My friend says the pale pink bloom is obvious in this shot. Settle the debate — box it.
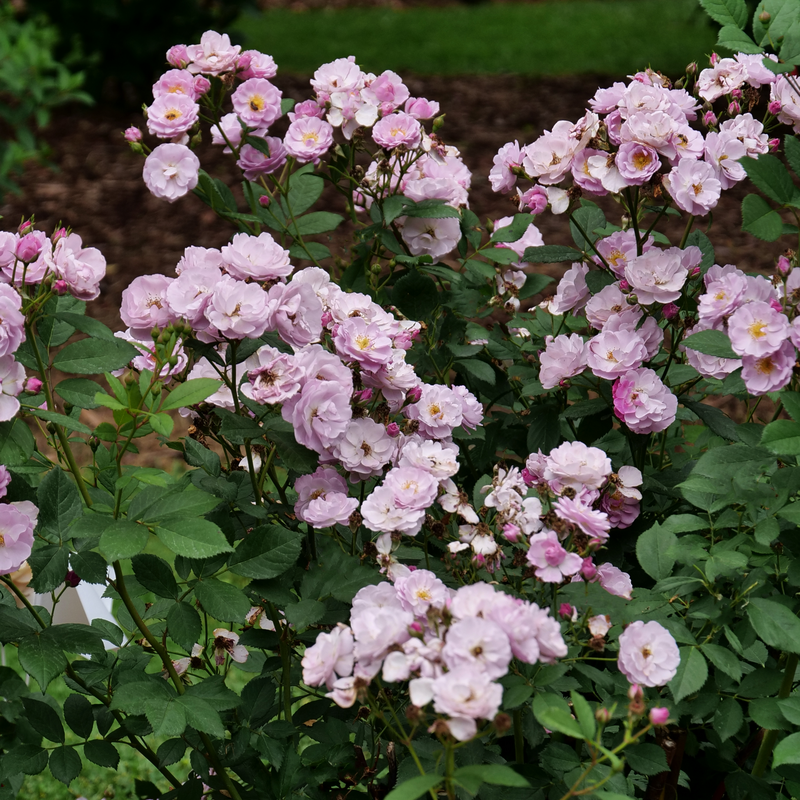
[519,185,548,214]
[284,117,334,163]
[294,467,351,523]
[548,263,590,315]
[166,44,190,68]
[293,343,354,391]
[333,317,393,368]
[334,418,395,480]
[594,229,653,279]
[696,57,746,102]
[432,666,503,739]
[152,68,199,99]
[527,530,583,583]
[146,93,199,138]
[175,245,223,275]
[267,282,323,347]
[584,151,627,194]
[0,285,24,358]
[372,112,421,149]
[205,275,270,339]
[120,274,175,336]
[383,466,438,511]
[362,351,421,413]
[585,284,635,329]
[728,300,789,357]
[532,606,569,663]
[698,271,747,323]
[596,563,633,599]
[0,503,36,575]
[186,31,241,75]
[683,319,741,379]
[283,380,351,453]
[400,216,461,259]
[397,435,459,480]
[741,339,796,395]
[720,113,770,157]
[237,49,278,80]
[232,78,282,127]
[302,624,355,689]
[619,111,679,159]
[590,81,627,113]
[452,385,482,430]
[326,88,378,138]
[351,602,413,665]
[395,569,448,617]
[615,142,660,185]
[586,329,648,379]
[539,334,587,389]
[438,478,479,524]
[544,441,611,493]
[554,495,611,542]
[237,139,287,181]
[704,131,747,189]
[312,56,365,97]
[48,232,107,302]
[0,232,18,268]
[325,676,357,708]
[143,143,200,202]
[165,265,222,329]
[113,329,187,378]
[588,615,611,637]
[210,112,267,152]
[212,628,248,665]
[489,141,522,193]
[0,466,10,500]
[522,121,577,184]
[242,345,303,405]
[404,384,464,439]
[288,99,324,123]
[364,70,409,112]
[405,96,440,119]
[442,618,512,679]
[664,158,721,215]
[361,484,426,536]
[624,246,698,305]
[221,231,292,282]
[613,368,677,434]
[617,621,680,687]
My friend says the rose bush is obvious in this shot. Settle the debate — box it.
[2,1,800,798]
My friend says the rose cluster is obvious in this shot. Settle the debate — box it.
[302,574,566,741]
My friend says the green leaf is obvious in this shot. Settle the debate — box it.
[53,313,116,342]
[18,631,68,691]
[636,523,677,581]
[157,739,187,768]
[699,0,748,27]
[774,732,800,767]
[64,694,94,739]
[0,418,35,466]
[754,517,780,546]
[502,684,533,710]
[750,697,793,730]
[48,746,81,786]
[681,399,740,442]
[183,437,221,476]
[491,214,534,243]
[585,270,616,295]
[402,199,460,218]
[177,696,225,738]
[625,743,669,776]
[527,402,561,455]
[392,270,439,320]
[570,202,606,249]
[22,697,65,743]
[167,602,202,651]
[3,744,49,776]
[778,696,800,725]
[52,337,138,374]
[761,419,800,454]
[701,643,742,682]
[26,407,92,435]
[748,597,800,653]
[100,520,149,562]
[37,467,83,540]
[741,154,798,205]
[682,329,739,359]
[286,172,324,215]
[185,675,241,711]
[570,690,596,740]
[290,211,344,236]
[714,697,744,742]
[229,524,303,580]
[132,554,179,599]
[717,24,762,52]
[454,764,530,791]
[741,194,783,241]
[521,245,583,263]
[532,693,585,739]
[83,740,119,769]
[160,378,222,411]
[156,518,233,559]
[144,697,187,738]
[669,647,708,704]
[385,774,443,800]
[284,598,326,630]
[686,229,715,273]
[195,578,251,623]
[28,546,70,594]
[786,135,800,179]
[453,358,495,386]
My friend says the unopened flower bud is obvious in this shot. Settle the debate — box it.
[626,294,638,305]
[124,126,142,143]
[596,707,611,724]
[64,570,81,588]
[494,713,512,734]
[686,61,698,76]
[628,683,643,702]
[151,327,160,341]
[432,114,446,132]
[51,227,67,244]
[769,137,781,152]
[619,279,631,293]
[151,381,163,397]
[710,52,720,66]
[558,603,575,619]
[690,266,701,278]
[53,279,68,296]
[759,10,771,23]
[25,377,43,394]
[778,255,793,275]
[18,219,34,235]
[730,88,742,99]
[16,233,43,263]
[649,707,670,726]
[193,76,211,96]
[166,44,190,68]
[727,100,741,116]
[557,378,571,390]
[702,110,717,128]
[768,100,782,115]
[89,436,100,452]
[580,557,597,580]
[662,302,679,320]
[259,195,271,207]
[386,422,400,437]
[407,386,422,403]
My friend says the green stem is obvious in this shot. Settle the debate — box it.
[678,214,695,249]
[752,653,799,777]
[444,741,456,800]
[513,708,525,764]
[269,604,293,727]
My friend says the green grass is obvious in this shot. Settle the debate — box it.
[230,0,717,78]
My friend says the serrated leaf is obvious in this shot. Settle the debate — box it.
[669,647,708,704]
[64,694,94,739]
[84,740,119,769]
[741,154,798,205]
[741,194,784,241]
[228,525,302,580]
[18,632,68,691]
[532,693,584,739]
[161,378,222,411]
[761,419,800,454]
[714,697,744,742]
[774,732,800,767]
[681,399,740,441]
[167,602,202,651]
[52,337,138,374]
[717,24,763,52]
[132,553,179,599]
[48,746,81,786]
[3,744,49,776]
[453,358,495,385]
[194,578,251,623]
[453,764,530,790]
[26,407,92,435]
[682,329,739,359]
[100,520,149,562]
[636,523,677,581]
[748,597,800,653]
[522,245,582,263]
[22,697,65,743]
[145,697,186,738]
[625,743,669,776]
[701,643,742,682]
[0,418,35,466]
[155,518,233,559]
[699,0,748,27]
[385,774,443,800]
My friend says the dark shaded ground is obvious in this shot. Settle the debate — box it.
[1,73,786,330]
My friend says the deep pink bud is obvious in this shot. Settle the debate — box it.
[16,233,43,262]
[259,195,271,207]
[53,279,68,295]
[769,137,781,152]
[321,310,333,327]
[194,76,211,96]
[25,377,43,394]
[619,279,631,293]
[124,126,142,143]
[166,44,189,68]
[354,388,373,402]
[64,570,81,588]
[51,227,67,244]
[770,298,784,313]
[769,100,782,115]
[727,100,741,116]
[649,707,670,726]
[386,422,400,438]
[409,621,423,633]
[521,467,535,487]
[407,386,422,403]
[558,603,574,619]
[580,557,597,580]
[662,303,679,320]
[502,522,521,543]
[777,255,792,275]
[18,219,34,235]
[690,266,701,277]
[730,88,742,99]
[710,53,720,66]
[702,110,717,127]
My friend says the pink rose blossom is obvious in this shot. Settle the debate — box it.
[0,465,10,499]
[441,618,512,679]
[221,231,292,282]
[242,345,303,405]
[650,707,670,726]
[615,142,661,185]
[400,216,461,260]
[617,621,680,687]
[372,112,422,149]
[49,232,107,301]
[489,141,522,194]
[624,246,699,305]
[554,495,611,542]
[146,93,199,138]
[237,50,277,80]
[405,96,440,119]
[728,300,790,357]
[284,117,334,163]
[283,380,351,453]
[404,384,464,439]
[586,329,648,379]
[152,68,199,99]
[334,418,396,480]
[267,282,323,347]
[302,623,354,689]
[0,285,25,358]
[548,263,590,315]
[395,569,448,617]
[664,158,721,215]
[383,466,438,511]
[519,186,548,214]
[613,368,677,434]
[237,139,287,181]
[741,339,796,395]
[544,441,612,493]
[165,265,222,329]
[166,44,190,68]
[333,317,393,368]
[539,334,588,389]
[120,274,175,337]
[361,484,426,536]
[596,563,633,600]
[186,31,241,76]
[527,530,583,582]
[143,143,200,203]
[232,78,282,128]
[205,275,271,339]
[0,503,36,575]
